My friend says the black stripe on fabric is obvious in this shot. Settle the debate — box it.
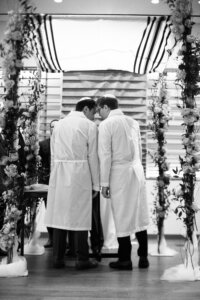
[144,16,164,74]
[33,15,47,71]
[36,15,54,72]
[29,16,47,72]
[149,16,169,72]
[133,16,150,74]
[138,17,156,74]
[151,16,174,72]
[44,15,58,71]
[152,29,171,73]
[49,16,62,71]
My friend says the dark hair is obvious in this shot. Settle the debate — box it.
[75,98,96,111]
[97,95,118,110]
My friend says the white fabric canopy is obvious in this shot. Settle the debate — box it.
[30,15,175,73]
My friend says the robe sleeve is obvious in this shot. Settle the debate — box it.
[98,121,112,187]
[137,123,143,163]
[50,129,55,171]
[88,123,100,191]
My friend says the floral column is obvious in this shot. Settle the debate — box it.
[161,0,200,281]
[149,72,176,256]
[169,0,200,250]
[0,0,37,272]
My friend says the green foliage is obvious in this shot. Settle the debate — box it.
[148,73,171,225]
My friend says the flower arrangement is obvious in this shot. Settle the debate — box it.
[0,195,22,263]
[165,0,200,245]
[0,0,43,264]
[19,71,44,185]
[149,72,171,252]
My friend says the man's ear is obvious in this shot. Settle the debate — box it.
[104,105,110,112]
[83,106,89,116]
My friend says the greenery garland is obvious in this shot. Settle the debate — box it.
[149,72,171,247]
[165,0,200,244]
[20,71,44,185]
[0,0,43,262]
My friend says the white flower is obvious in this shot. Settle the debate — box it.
[183,115,198,125]
[4,164,18,178]
[172,11,183,24]
[25,139,30,146]
[30,136,36,144]
[26,153,34,161]
[9,152,19,162]
[186,35,196,43]
[11,31,23,41]
[172,25,182,40]
[36,155,41,162]
[182,165,194,174]
[15,60,24,68]
[2,223,12,235]
[175,187,184,197]
[184,19,192,28]
[4,79,15,90]
[177,69,186,81]
[4,100,14,109]
[181,108,199,117]
[29,105,35,112]
[154,107,162,114]
[8,10,14,15]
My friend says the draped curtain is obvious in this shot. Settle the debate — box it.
[29,15,175,74]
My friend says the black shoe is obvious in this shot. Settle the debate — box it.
[0,248,7,256]
[109,260,133,270]
[92,250,102,262]
[76,260,98,270]
[53,260,65,269]
[65,249,76,257]
[138,257,149,269]
[44,240,53,248]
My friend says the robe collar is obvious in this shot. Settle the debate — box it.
[68,111,86,118]
[108,108,124,118]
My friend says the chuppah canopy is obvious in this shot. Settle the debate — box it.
[29,15,176,74]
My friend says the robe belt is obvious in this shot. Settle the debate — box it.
[112,160,141,167]
[54,159,87,163]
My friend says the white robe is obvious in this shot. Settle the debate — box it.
[45,111,99,231]
[98,109,149,237]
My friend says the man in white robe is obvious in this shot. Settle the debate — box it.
[98,94,150,270]
[45,98,99,269]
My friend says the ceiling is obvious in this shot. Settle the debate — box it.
[0,0,199,16]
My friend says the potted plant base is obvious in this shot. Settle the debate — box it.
[161,232,200,281]
[0,241,28,277]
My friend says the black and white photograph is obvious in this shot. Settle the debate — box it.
[0,0,200,299]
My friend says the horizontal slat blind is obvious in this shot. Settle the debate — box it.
[62,70,147,172]
[39,72,62,139]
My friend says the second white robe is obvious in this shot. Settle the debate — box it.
[98,109,149,237]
